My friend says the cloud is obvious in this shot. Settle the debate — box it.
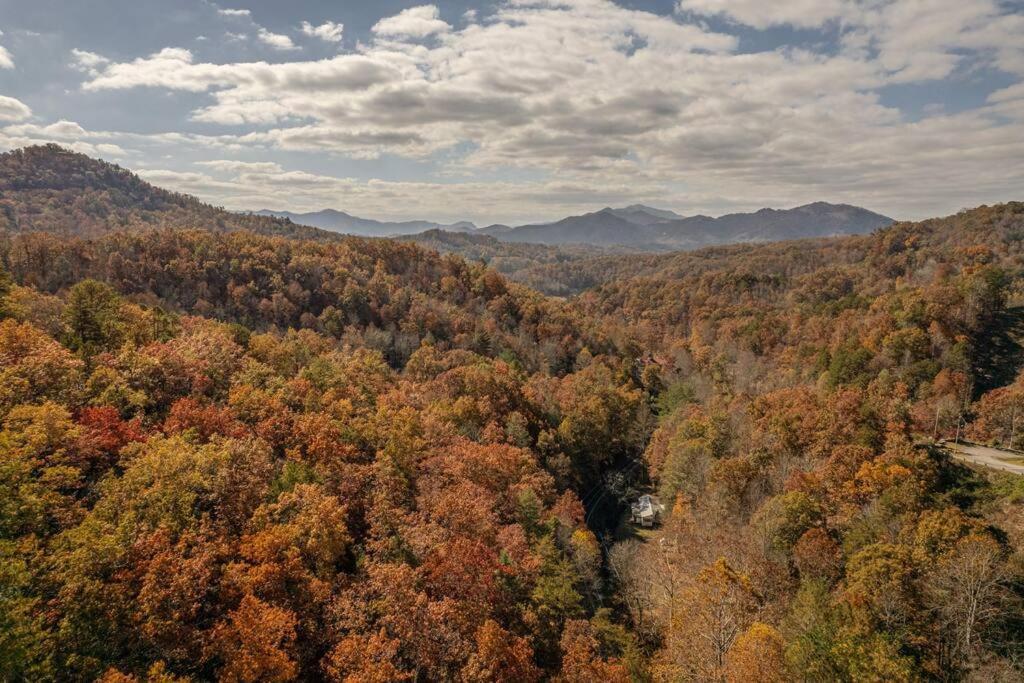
[300,21,344,43]
[0,45,13,69]
[218,8,251,17]
[4,120,89,138]
[0,96,31,122]
[80,47,399,107]
[678,0,1024,80]
[70,48,110,75]
[0,118,254,163]
[44,0,1024,221]
[196,159,284,173]
[372,5,451,38]
[0,119,133,158]
[256,27,298,51]
[676,0,852,29]
[134,162,665,225]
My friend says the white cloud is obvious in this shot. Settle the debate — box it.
[372,5,451,38]
[300,20,344,43]
[0,119,131,158]
[196,159,284,173]
[679,0,1024,81]
[218,8,251,17]
[70,48,110,75]
[43,0,1024,221]
[0,118,252,163]
[676,0,852,29]
[0,45,13,69]
[0,96,31,122]
[80,47,398,101]
[135,162,663,225]
[257,27,298,51]
[4,120,88,138]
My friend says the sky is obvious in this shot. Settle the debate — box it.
[0,0,1022,226]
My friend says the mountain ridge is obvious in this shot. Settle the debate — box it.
[251,208,479,238]
[487,201,894,248]
[0,145,893,254]
[261,201,894,249]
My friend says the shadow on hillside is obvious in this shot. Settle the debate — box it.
[973,306,1024,398]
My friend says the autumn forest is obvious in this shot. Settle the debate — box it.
[1,145,1024,682]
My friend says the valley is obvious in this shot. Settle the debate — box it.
[1,145,1023,681]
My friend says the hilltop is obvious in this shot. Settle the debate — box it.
[0,145,329,241]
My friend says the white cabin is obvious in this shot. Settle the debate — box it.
[630,494,665,528]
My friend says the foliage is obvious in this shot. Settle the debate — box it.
[2,148,1024,680]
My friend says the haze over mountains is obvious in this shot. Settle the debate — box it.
[256,202,894,249]
[252,208,478,238]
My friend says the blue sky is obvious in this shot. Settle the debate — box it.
[0,0,1022,225]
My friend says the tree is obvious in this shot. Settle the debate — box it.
[0,264,12,319]
[752,491,823,557]
[64,279,125,356]
[792,528,842,584]
[924,534,1010,671]
[843,543,917,633]
[724,622,786,683]
[129,529,222,668]
[657,558,758,681]
[0,402,81,538]
[569,528,602,608]
[782,579,848,682]
[460,620,541,683]
[529,538,585,667]
[555,619,629,683]
[323,629,411,683]
[210,594,298,683]
[97,661,189,683]
[0,538,53,680]
[0,319,84,416]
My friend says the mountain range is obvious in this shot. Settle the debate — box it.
[257,202,893,249]
[477,202,894,248]
[252,208,478,238]
[1,145,892,253]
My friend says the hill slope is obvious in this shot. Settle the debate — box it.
[0,219,647,680]
[0,145,1023,681]
[0,145,330,240]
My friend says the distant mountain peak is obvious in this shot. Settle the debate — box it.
[487,201,893,249]
[609,204,685,226]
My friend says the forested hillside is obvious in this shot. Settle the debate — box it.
[398,230,622,297]
[0,240,654,680]
[0,147,1022,681]
[0,146,328,241]
[587,203,1024,680]
[0,228,619,373]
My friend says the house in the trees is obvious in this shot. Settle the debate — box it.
[630,494,665,528]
